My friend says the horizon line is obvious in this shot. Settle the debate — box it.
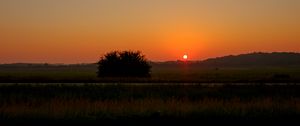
[1,51,299,65]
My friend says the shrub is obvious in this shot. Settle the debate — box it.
[97,51,151,77]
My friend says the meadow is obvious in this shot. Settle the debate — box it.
[1,64,300,83]
[1,64,300,124]
[1,83,300,124]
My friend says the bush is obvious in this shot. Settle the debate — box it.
[97,51,151,77]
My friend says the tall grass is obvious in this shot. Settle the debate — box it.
[1,97,300,120]
[1,84,300,122]
[1,66,300,82]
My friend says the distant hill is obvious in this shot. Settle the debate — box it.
[151,52,300,67]
[197,52,300,67]
[1,52,300,68]
[0,63,96,68]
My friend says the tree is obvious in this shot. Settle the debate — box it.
[97,51,151,77]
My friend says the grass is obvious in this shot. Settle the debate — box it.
[1,65,300,83]
[1,65,300,124]
[1,84,300,124]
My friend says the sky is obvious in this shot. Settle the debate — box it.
[0,0,300,63]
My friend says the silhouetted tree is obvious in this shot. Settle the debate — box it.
[97,51,151,77]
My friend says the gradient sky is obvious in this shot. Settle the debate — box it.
[1,0,300,63]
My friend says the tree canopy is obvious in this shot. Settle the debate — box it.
[97,51,151,77]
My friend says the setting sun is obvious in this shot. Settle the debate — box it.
[183,54,188,60]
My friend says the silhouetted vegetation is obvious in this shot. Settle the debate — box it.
[1,63,300,83]
[0,84,300,124]
[97,51,151,77]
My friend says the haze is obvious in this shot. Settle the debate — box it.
[0,0,299,63]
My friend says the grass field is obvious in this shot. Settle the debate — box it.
[1,64,300,83]
[1,65,300,124]
[1,83,300,124]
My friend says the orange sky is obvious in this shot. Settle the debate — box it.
[0,0,300,63]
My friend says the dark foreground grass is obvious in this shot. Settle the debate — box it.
[0,83,300,125]
[1,66,300,83]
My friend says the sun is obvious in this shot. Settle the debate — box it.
[183,54,188,60]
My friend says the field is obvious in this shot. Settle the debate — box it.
[1,64,300,124]
[1,64,300,83]
[1,83,300,124]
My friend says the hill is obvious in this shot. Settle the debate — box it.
[152,52,300,67]
[198,52,300,67]
[1,52,300,68]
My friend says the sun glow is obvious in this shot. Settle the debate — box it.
[183,54,188,60]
